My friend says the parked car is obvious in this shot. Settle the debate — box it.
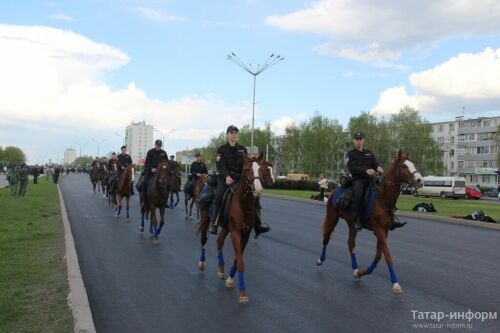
[465,186,481,200]
[483,189,500,198]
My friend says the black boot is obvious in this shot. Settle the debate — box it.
[209,221,218,235]
[254,208,270,239]
[390,220,407,230]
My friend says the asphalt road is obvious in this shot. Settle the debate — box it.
[60,173,500,333]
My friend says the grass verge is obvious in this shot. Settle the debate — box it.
[264,188,500,221]
[0,180,72,333]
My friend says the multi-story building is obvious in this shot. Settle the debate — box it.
[63,148,76,166]
[430,116,499,187]
[124,121,154,165]
[269,135,286,177]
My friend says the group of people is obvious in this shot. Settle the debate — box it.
[6,163,30,196]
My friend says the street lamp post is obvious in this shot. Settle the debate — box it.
[75,142,87,158]
[227,52,284,147]
[115,132,125,146]
[153,127,175,144]
[92,139,106,157]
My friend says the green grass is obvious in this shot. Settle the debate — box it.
[0,180,72,333]
[265,189,500,221]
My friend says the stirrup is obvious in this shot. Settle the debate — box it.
[209,223,218,235]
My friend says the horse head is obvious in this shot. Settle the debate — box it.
[393,150,423,186]
[156,161,170,190]
[243,152,274,197]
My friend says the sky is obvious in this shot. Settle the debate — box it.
[1,0,500,165]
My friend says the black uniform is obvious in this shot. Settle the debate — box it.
[190,160,208,183]
[211,143,247,224]
[108,159,118,173]
[347,148,380,223]
[117,153,133,176]
[145,148,168,172]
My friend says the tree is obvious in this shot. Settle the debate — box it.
[74,155,94,166]
[236,123,276,160]
[2,146,26,164]
[496,124,500,168]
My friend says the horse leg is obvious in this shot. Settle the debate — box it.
[150,206,160,245]
[348,228,360,277]
[216,227,230,279]
[125,195,130,222]
[115,194,121,217]
[356,227,384,279]
[380,228,402,293]
[197,212,210,271]
[316,201,340,266]
[229,230,248,304]
[175,192,179,207]
[184,196,189,220]
[157,206,166,236]
[140,203,145,232]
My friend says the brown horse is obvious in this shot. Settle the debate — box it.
[90,164,100,193]
[99,163,108,198]
[184,174,207,220]
[316,150,422,294]
[140,161,169,244]
[197,153,274,304]
[106,161,118,207]
[167,163,181,210]
[115,164,134,221]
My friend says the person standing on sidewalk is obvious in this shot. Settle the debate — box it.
[7,164,20,196]
[33,165,40,184]
[18,163,29,196]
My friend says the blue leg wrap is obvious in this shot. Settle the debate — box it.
[350,253,359,270]
[320,246,326,262]
[238,271,246,291]
[365,262,377,275]
[217,252,224,266]
[229,265,237,278]
[200,247,206,262]
[388,266,398,284]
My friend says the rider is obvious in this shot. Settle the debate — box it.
[91,157,99,167]
[107,152,118,190]
[142,139,168,193]
[190,152,208,189]
[209,125,271,238]
[347,132,406,231]
[117,145,134,195]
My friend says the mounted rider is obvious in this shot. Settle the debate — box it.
[107,152,119,191]
[347,132,406,231]
[117,145,134,195]
[141,139,168,194]
[209,125,270,238]
[190,152,208,187]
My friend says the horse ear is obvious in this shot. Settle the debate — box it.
[257,151,264,161]
[396,149,403,160]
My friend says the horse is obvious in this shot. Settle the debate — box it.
[115,164,134,221]
[139,161,170,245]
[99,163,108,199]
[184,174,207,221]
[90,164,100,193]
[197,152,274,304]
[316,150,422,294]
[167,163,181,210]
[106,162,118,207]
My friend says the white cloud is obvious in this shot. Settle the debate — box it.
[372,48,500,116]
[136,7,188,22]
[266,0,500,66]
[0,24,251,155]
[48,13,76,21]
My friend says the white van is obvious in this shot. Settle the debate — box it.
[415,176,466,199]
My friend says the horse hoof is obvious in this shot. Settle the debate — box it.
[139,226,144,232]
[239,295,249,304]
[126,219,131,224]
[393,283,403,294]
[217,270,225,279]
[184,216,188,220]
[152,237,160,245]
[316,259,323,266]
[226,277,234,288]
[353,269,359,277]
[189,217,193,221]
[114,214,118,218]
[198,261,205,271]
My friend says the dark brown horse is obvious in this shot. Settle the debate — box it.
[184,174,207,221]
[90,163,100,193]
[197,153,274,304]
[316,150,422,294]
[167,163,181,210]
[140,161,169,245]
[115,164,134,221]
[106,161,118,207]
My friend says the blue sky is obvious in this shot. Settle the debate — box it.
[1,0,499,164]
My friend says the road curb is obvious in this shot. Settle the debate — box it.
[58,184,97,333]
[263,193,500,231]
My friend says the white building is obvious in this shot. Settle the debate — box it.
[125,121,154,165]
[430,116,499,187]
[63,148,76,165]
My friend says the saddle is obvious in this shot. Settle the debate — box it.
[332,179,377,222]
[217,182,240,227]
[183,180,194,197]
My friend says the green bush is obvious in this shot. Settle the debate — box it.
[265,179,320,191]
